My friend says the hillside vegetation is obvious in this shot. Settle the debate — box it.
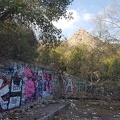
[0,0,73,62]
[0,19,38,62]
[38,29,120,97]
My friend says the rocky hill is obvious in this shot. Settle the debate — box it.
[68,28,103,50]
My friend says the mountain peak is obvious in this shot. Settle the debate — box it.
[68,28,101,50]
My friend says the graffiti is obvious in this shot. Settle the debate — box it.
[0,61,55,112]
[25,78,35,102]
[65,79,73,92]
[10,62,24,76]
[44,80,52,94]
[23,67,32,77]
[44,73,51,81]
[77,82,87,92]
[36,76,43,98]
[21,77,27,104]
[8,96,21,109]
[0,78,9,110]
[86,85,101,95]
[41,73,53,97]
[61,73,105,98]
[36,70,43,98]
[7,77,23,109]
[38,70,43,76]
[11,77,22,92]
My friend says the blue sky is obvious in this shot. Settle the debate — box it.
[53,0,112,39]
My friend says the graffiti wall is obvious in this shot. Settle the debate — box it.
[63,75,104,97]
[0,61,55,112]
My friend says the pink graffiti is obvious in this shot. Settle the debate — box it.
[23,67,32,77]
[45,81,52,94]
[33,72,37,78]
[25,78,35,99]
[44,73,51,80]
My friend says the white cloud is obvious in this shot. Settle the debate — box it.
[83,13,93,21]
[52,9,94,39]
[52,10,80,30]
[53,10,94,31]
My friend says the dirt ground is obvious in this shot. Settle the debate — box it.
[1,100,66,120]
[1,99,120,120]
[54,100,120,120]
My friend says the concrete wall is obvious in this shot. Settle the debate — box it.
[62,74,105,98]
[0,60,59,113]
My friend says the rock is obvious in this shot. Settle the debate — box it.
[113,115,120,118]
[15,116,19,119]
[92,116,100,119]
[110,107,114,110]
[48,100,56,104]
[54,116,62,120]
[87,108,91,111]
[75,107,78,110]
[75,116,79,118]
[42,100,49,105]
[83,112,87,115]
[41,104,45,107]
[41,112,47,117]
[68,28,101,50]
[92,112,97,115]
[70,102,76,108]
[4,118,10,120]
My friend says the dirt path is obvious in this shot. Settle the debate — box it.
[1,100,67,120]
[54,100,120,120]
[1,100,120,120]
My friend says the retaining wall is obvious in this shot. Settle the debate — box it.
[0,60,60,113]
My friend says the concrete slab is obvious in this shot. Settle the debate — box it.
[38,101,69,120]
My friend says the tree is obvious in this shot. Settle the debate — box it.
[93,0,120,42]
[0,19,38,62]
[0,0,73,41]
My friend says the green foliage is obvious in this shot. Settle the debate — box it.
[0,0,26,21]
[0,0,73,21]
[0,0,73,41]
[37,37,120,85]
[102,57,120,80]
[37,45,52,65]
[0,0,73,62]
[67,47,83,75]
[0,0,74,65]
[50,50,61,68]
[0,19,38,62]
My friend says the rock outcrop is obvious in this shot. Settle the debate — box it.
[68,28,102,50]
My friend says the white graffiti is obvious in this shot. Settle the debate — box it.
[11,79,22,92]
[65,79,73,92]
[8,96,21,109]
[0,79,9,110]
